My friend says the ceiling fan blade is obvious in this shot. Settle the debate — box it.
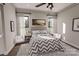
[47,3,54,10]
[35,3,46,7]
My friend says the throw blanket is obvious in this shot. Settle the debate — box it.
[29,38,64,56]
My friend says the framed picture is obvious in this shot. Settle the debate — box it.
[10,21,14,32]
[32,19,46,26]
[72,17,79,32]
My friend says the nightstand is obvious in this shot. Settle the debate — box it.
[25,30,32,43]
[25,36,31,43]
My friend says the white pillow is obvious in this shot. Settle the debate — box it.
[54,33,62,39]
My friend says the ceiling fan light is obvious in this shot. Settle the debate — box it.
[50,7,52,10]
[47,5,48,8]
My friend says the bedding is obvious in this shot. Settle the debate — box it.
[32,30,48,34]
[28,34,64,56]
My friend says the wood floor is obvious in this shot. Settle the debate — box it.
[8,41,29,56]
[0,39,79,56]
[8,44,20,56]
[7,36,31,56]
[0,44,20,56]
[16,41,79,56]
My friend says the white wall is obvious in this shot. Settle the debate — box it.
[3,4,17,55]
[31,11,48,30]
[16,9,48,31]
[57,4,79,48]
[16,8,57,33]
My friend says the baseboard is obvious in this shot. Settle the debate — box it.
[16,41,29,46]
[61,40,79,50]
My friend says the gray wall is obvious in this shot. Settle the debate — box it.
[3,4,17,55]
[57,4,79,48]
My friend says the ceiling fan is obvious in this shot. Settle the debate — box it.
[35,3,54,10]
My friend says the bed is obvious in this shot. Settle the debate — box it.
[28,30,64,56]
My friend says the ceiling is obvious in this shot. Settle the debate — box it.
[13,3,73,13]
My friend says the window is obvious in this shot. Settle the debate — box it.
[62,23,66,34]
[62,22,66,40]
[19,16,29,36]
[47,16,56,33]
[17,13,30,37]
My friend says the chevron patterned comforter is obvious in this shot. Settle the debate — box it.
[29,36,64,56]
